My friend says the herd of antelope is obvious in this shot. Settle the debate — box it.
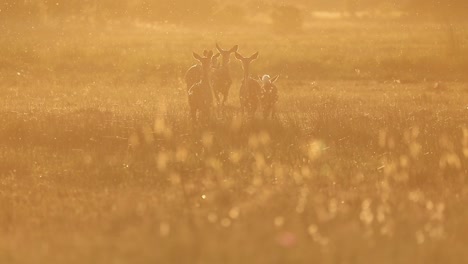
[185,43,279,122]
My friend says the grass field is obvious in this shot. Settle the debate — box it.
[1,21,468,264]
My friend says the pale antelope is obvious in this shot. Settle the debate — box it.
[188,51,215,122]
[185,50,220,90]
[235,51,261,116]
[212,43,238,106]
[260,75,279,119]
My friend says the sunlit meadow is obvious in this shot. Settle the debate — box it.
[1,1,468,263]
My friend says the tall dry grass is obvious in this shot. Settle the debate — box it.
[1,21,468,263]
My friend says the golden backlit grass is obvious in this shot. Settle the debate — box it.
[1,22,468,264]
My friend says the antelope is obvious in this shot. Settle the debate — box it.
[259,74,279,119]
[188,50,215,122]
[185,50,220,91]
[212,43,238,106]
[235,51,261,117]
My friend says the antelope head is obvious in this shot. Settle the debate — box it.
[193,50,214,77]
[235,51,259,77]
[216,43,239,67]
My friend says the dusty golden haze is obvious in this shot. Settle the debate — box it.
[1,0,468,263]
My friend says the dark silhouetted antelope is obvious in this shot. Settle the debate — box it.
[212,43,238,106]
[260,74,279,119]
[185,50,220,91]
[188,51,215,122]
[235,51,261,117]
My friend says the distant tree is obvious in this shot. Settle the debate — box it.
[271,5,304,33]
[405,0,468,54]
[213,4,247,25]
[405,0,468,20]
[136,0,216,24]
[345,0,358,17]
[0,1,39,21]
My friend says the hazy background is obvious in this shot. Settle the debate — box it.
[2,0,468,23]
[1,1,468,264]
[1,0,467,85]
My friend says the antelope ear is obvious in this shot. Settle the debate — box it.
[271,75,279,83]
[216,43,224,53]
[234,52,244,60]
[249,52,259,60]
[230,45,239,53]
[193,52,203,61]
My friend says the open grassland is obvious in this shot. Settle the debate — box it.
[2,20,468,83]
[1,21,468,264]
